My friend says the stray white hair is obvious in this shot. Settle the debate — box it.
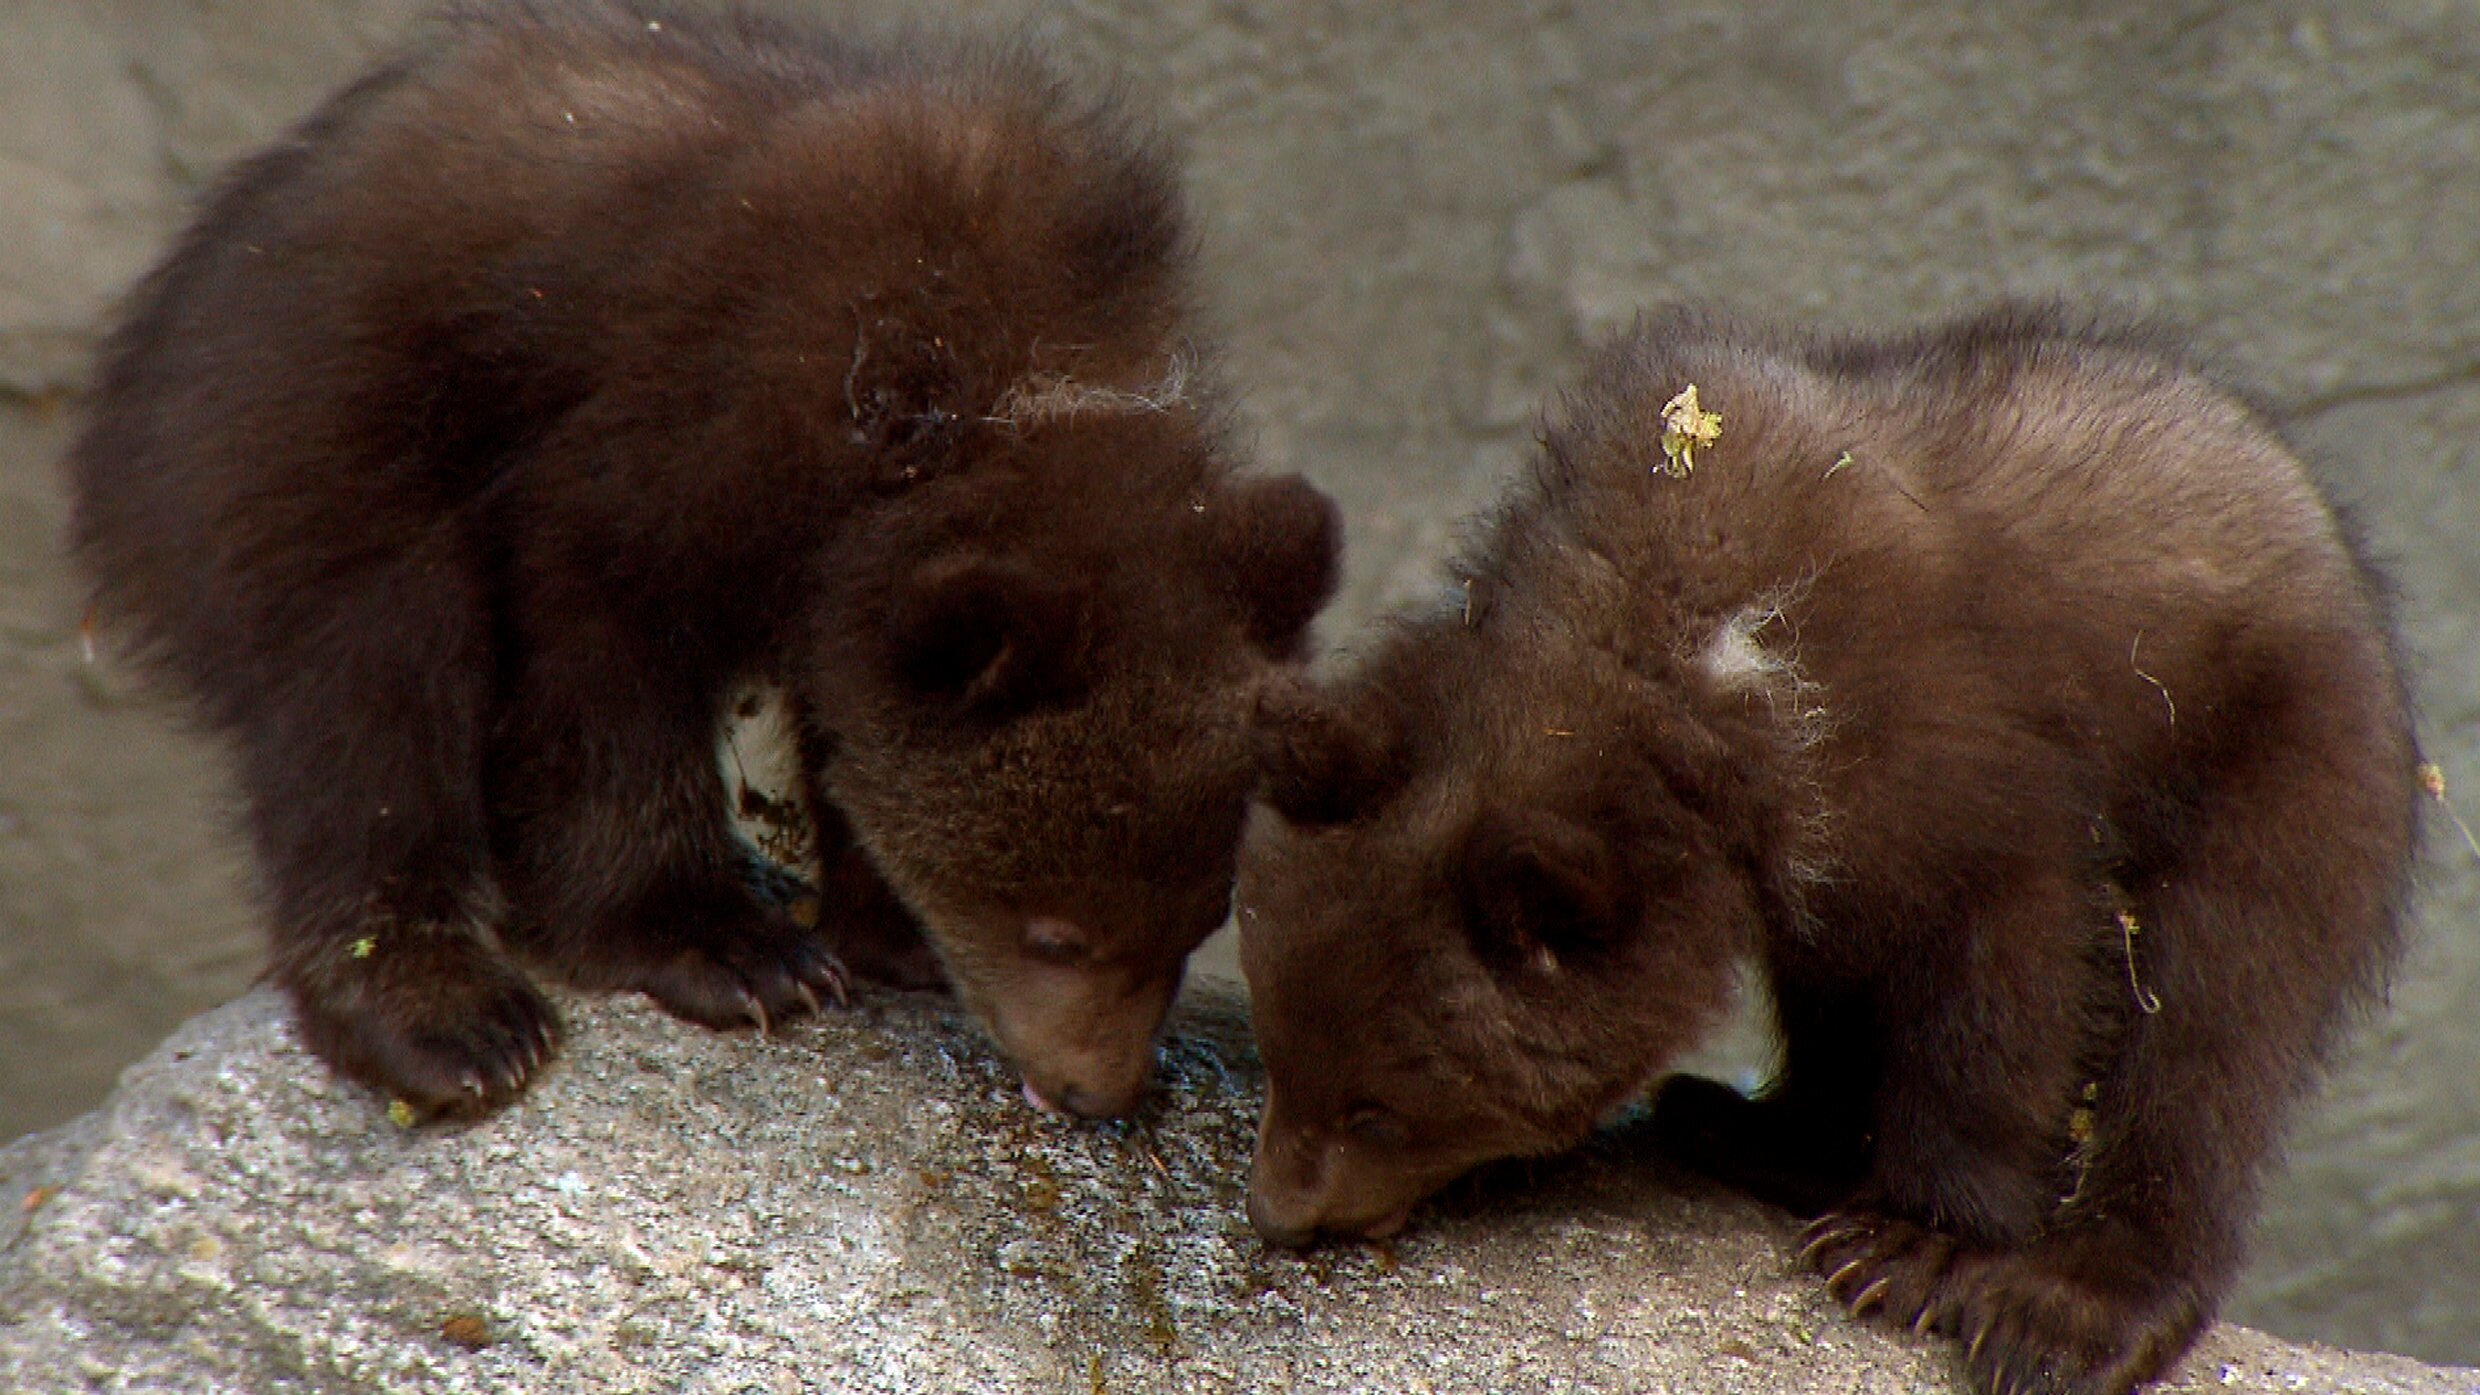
[989,351,1194,426]
[1695,585,1830,750]
[1692,581,1842,925]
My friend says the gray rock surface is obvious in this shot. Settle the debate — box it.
[3,0,2477,1368]
[4,986,2472,1395]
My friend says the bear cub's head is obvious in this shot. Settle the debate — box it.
[1236,640,1755,1243]
[815,413,1341,1120]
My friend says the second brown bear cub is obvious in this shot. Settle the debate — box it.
[1238,307,2418,1395]
[69,3,1338,1121]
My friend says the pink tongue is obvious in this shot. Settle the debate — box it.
[1022,1079,1062,1114]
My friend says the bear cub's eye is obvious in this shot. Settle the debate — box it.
[1022,915,1093,966]
[1342,1102,1409,1149]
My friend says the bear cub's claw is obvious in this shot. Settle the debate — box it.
[809,845,950,993]
[611,909,851,1035]
[1802,1208,1970,1337]
[547,853,856,1033]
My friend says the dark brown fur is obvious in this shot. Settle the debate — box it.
[67,1,1339,1122]
[1237,307,2419,1395]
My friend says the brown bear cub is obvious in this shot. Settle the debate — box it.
[1238,307,2419,1395]
[68,1,1340,1123]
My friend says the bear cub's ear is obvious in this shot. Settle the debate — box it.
[884,555,1089,716]
[1211,474,1342,658]
[1460,807,1633,975]
[1252,676,1407,827]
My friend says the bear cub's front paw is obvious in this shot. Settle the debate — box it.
[284,925,562,1119]
[1803,1208,2209,1395]
[567,864,851,1033]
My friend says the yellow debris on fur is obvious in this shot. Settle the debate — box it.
[2117,909,2162,1014]
[1658,384,1723,477]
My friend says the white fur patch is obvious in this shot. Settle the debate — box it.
[1698,607,1788,692]
[1694,592,1834,753]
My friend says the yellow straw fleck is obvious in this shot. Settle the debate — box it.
[1657,384,1723,477]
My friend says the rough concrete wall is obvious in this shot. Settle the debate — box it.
[1,0,2474,1366]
